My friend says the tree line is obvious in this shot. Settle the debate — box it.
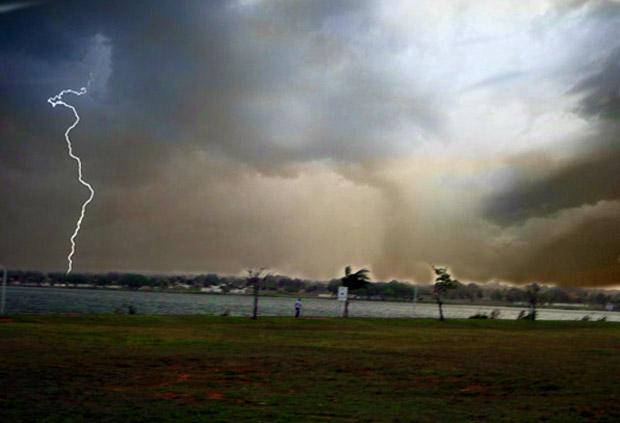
[6,269,620,309]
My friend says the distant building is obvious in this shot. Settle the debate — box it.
[201,285,223,293]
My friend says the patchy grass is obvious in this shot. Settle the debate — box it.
[1,316,619,422]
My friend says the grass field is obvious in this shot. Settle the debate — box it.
[0,316,619,422]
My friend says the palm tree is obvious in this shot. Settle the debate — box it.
[341,266,371,317]
[432,266,458,321]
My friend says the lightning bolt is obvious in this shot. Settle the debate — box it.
[47,86,94,274]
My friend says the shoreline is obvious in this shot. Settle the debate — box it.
[5,284,616,314]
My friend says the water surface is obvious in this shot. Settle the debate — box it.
[4,286,618,321]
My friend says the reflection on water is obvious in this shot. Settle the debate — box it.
[5,286,619,321]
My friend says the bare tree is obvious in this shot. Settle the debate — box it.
[432,266,458,321]
[341,266,371,318]
[246,268,270,319]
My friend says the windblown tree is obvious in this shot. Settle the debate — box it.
[526,283,541,321]
[341,266,371,317]
[246,268,270,320]
[432,266,458,321]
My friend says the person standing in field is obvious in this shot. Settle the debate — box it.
[294,298,302,318]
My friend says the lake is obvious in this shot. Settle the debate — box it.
[3,286,618,321]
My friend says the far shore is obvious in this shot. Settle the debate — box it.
[6,283,614,312]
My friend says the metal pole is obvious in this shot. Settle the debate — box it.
[1,264,6,315]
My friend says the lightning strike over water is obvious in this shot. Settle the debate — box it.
[47,86,94,274]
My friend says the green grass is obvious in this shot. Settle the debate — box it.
[1,316,619,422]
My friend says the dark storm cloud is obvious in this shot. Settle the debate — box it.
[572,47,620,120]
[478,1,620,286]
[483,129,620,224]
[1,0,441,272]
[0,0,441,194]
[2,0,619,286]
[484,2,620,225]
[521,207,620,286]
[1,0,438,165]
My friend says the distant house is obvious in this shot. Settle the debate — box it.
[228,287,247,294]
[201,285,223,293]
[173,283,191,290]
[318,293,335,298]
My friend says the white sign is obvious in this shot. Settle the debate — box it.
[337,286,348,302]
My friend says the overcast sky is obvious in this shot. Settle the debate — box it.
[1,0,620,286]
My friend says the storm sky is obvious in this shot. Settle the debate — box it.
[1,0,620,286]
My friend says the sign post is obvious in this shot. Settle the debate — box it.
[338,286,349,317]
[337,286,348,302]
